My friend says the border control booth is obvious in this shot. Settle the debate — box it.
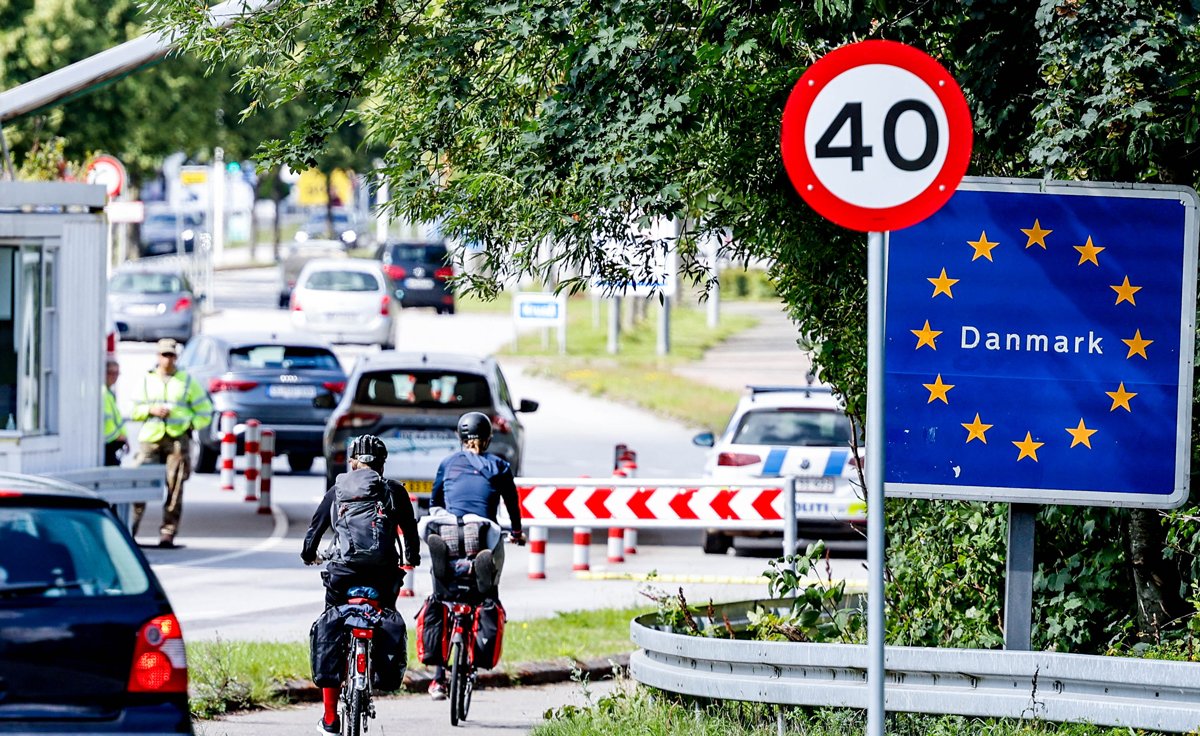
[0,182,163,524]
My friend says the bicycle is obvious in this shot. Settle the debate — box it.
[433,530,522,726]
[340,585,382,736]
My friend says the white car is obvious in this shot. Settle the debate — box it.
[692,385,866,554]
[290,258,398,347]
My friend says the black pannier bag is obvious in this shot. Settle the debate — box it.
[310,606,348,687]
[416,595,450,666]
[471,599,506,669]
[372,608,408,691]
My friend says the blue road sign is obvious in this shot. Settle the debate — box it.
[884,179,1198,508]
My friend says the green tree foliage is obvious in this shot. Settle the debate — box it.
[149,0,1200,650]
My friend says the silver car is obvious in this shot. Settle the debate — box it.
[108,268,201,343]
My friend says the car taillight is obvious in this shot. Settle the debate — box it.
[0,490,23,498]
[172,296,193,312]
[380,296,390,316]
[491,415,511,434]
[291,293,302,311]
[209,378,259,393]
[336,412,381,429]
[384,265,406,281]
[106,332,117,353]
[717,452,761,467]
[323,381,346,394]
[442,295,454,305]
[128,614,187,693]
[434,267,453,281]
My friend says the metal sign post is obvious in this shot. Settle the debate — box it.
[780,41,973,736]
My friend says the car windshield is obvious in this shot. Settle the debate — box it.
[109,272,185,294]
[229,344,341,371]
[355,370,492,408]
[386,244,445,262]
[732,408,854,447]
[0,507,150,597]
[303,270,380,292]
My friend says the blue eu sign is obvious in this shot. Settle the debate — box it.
[885,180,1198,508]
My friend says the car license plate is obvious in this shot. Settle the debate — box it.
[401,480,434,495]
[126,303,161,316]
[267,384,317,400]
[405,277,435,290]
[795,477,835,493]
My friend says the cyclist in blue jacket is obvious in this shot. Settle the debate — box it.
[424,411,524,698]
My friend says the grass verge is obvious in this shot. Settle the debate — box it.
[506,295,755,431]
[533,682,1141,736]
[188,605,648,719]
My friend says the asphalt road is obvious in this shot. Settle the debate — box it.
[114,266,865,644]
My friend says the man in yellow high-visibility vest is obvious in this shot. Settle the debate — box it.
[131,338,214,548]
[102,359,126,466]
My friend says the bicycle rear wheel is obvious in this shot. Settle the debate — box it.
[344,688,363,736]
[448,642,464,726]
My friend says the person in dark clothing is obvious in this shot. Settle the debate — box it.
[302,434,421,735]
[424,411,524,700]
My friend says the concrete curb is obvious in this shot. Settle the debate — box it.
[277,653,630,702]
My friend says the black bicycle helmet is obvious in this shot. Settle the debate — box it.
[348,434,388,466]
[457,412,493,443]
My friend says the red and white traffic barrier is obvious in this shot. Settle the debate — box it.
[257,429,274,515]
[572,527,591,571]
[527,527,547,579]
[242,419,261,502]
[219,411,237,492]
[607,527,624,563]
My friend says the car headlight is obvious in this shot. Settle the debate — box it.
[295,231,310,242]
[341,231,357,244]
[181,229,195,241]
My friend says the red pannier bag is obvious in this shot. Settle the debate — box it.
[416,595,450,666]
[470,599,506,669]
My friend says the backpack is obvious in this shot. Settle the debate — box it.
[332,475,396,565]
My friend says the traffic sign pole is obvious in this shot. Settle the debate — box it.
[866,230,887,736]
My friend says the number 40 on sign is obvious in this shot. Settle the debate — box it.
[780,40,973,233]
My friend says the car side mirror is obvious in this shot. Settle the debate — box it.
[517,399,539,413]
[692,431,715,447]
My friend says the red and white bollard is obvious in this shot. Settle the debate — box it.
[242,419,261,502]
[219,411,237,492]
[572,527,591,571]
[613,447,639,555]
[527,527,548,579]
[607,527,625,564]
[399,566,416,597]
[257,429,274,515]
[624,529,639,555]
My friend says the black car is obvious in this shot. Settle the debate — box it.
[138,210,203,258]
[375,241,455,314]
[178,333,347,473]
[0,474,191,734]
[323,351,537,500]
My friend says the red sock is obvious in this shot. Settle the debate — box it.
[322,687,338,724]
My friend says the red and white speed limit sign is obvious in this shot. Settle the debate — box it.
[781,40,973,232]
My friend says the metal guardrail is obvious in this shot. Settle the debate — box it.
[629,599,1200,733]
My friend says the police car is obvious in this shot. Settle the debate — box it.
[692,385,866,554]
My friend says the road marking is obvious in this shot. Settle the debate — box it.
[574,570,866,592]
[154,503,289,569]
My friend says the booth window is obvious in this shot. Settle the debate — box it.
[0,243,57,434]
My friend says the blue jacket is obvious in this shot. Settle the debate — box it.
[430,451,522,533]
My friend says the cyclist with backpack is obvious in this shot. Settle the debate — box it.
[302,434,420,734]
[423,411,525,700]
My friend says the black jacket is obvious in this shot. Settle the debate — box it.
[302,468,421,568]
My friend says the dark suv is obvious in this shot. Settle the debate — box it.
[374,241,455,314]
[323,352,537,504]
[0,474,191,733]
[178,332,347,473]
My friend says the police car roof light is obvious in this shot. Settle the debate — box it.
[746,385,832,400]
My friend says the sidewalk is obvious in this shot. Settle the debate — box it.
[673,301,815,393]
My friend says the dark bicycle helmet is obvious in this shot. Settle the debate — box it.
[457,412,493,443]
[348,434,388,466]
